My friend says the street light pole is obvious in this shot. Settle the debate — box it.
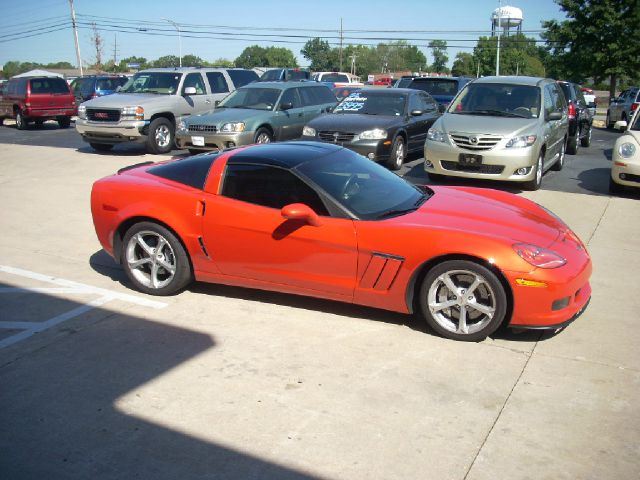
[162,19,182,68]
[68,0,83,76]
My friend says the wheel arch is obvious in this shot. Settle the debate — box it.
[406,253,514,328]
[255,124,275,139]
[113,215,193,277]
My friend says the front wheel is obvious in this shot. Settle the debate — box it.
[15,110,28,130]
[419,260,507,342]
[254,127,273,144]
[523,151,544,191]
[122,222,192,296]
[387,136,405,170]
[146,117,174,154]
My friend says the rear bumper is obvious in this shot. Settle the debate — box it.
[24,107,77,118]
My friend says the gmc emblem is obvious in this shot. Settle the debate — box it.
[94,112,109,119]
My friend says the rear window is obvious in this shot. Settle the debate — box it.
[96,78,124,91]
[29,77,70,94]
[227,69,259,88]
[147,154,219,190]
[321,73,349,83]
[408,79,457,96]
[259,70,282,81]
[286,70,310,81]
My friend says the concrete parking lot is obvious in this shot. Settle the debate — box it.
[0,122,639,479]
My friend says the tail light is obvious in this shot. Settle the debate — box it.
[567,102,576,119]
[631,102,639,112]
[91,92,98,98]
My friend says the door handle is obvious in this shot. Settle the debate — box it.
[205,99,211,104]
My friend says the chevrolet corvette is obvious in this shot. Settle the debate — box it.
[91,141,592,341]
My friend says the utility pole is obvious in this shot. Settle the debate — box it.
[350,53,358,76]
[68,0,83,76]
[162,19,182,68]
[339,18,343,71]
[113,34,118,67]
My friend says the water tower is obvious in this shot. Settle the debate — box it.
[491,5,523,36]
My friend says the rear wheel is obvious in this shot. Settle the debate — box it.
[122,222,192,296]
[551,138,566,171]
[387,136,405,170]
[419,260,507,342]
[15,110,27,130]
[580,124,592,147]
[146,117,174,154]
[566,129,578,155]
[606,111,613,129]
[89,143,114,152]
[57,116,71,128]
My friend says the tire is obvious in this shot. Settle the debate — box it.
[419,260,508,342]
[606,111,613,129]
[551,138,566,171]
[122,222,192,296]
[254,127,273,144]
[146,117,174,154]
[57,116,71,128]
[89,143,114,152]
[609,176,623,194]
[523,151,544,190]
[580,124,592,147]
[566,130,578,155]
[15,110,28,130]
[387,136,405,170]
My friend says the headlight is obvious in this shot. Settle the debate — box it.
[618,142,636,158]
[359,128,387,140]
[77,105,86,120]
[121,106,144,120]
[505,135,537,148]
[221,122,245,133]
[177,120,187,134]
[303,126,316,137]
[513,243,566,269]
[427,128,447,143]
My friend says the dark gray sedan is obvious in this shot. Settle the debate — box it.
[301,88,440,170]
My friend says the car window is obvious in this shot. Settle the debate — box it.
[286,70,310,81]
[310,86,337,104]
[122,72,182,94]
[418,92,438,111]
[218,87,280,110]
[552,84,566,111]
[96,78,123,91]
[409,79,457,96]
[183,73,206,95]
[259,70,282,81]
[205,72,230,94]
[29,78,69,94]
[221,163,329,215]
[17,80,27,95]
[227,69,258,88]
[321,73,349,83]
[280,88,302,108]
[148,153,218,190]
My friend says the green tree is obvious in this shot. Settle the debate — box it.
[118,56,148,72]
[473,34,545,77]
[151,55,181,68]
[301,38,338,71]
[210,58,235,67]
[428,40,449,73]
[180,54,205,67]
[235,46,268,68]
[265,47,298,68]
[541,0,640,97]
[451,52,476,77]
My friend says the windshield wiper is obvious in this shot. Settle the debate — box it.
[376,195,426,219]
[468,109,527,118]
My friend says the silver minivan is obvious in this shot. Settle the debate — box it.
[424,76,568,190]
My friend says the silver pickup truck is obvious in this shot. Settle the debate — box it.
[75,67,258,153]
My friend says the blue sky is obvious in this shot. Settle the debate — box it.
[0,0,567,69]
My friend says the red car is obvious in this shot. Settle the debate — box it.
[373,77,393,86]
[91,142,592,341]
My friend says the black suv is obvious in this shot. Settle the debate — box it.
[70,75,129,104]
[557,81,593,154]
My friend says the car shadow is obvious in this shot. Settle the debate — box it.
[0,284,324,479]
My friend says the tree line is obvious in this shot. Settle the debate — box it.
[2,0,638,96]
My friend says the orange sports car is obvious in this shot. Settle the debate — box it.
[91,141,592,341]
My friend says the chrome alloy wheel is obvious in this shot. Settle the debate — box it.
[427,269,497,335]
[154,124,171,148]
[125,230,177,289]
[256,132,272,143]
[394,139,405,166]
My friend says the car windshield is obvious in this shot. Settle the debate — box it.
[121,72,182,94]
[295,147,428,220]
[218,87,281,111]
[449,83,541,118]
[334,92,407,116]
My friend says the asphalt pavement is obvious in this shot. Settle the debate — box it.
[0,121,639,480]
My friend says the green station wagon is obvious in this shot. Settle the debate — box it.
[175,81,337,153]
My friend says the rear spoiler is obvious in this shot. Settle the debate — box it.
[117,161,154,175]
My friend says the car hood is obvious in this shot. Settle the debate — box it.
[308,113,401,132]
[186,107,267,126]
[398,186,564,247]
[80,92,174,108]
[437,113,538,136]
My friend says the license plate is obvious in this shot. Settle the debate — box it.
[459,153,483,165]
[191,136,205,147]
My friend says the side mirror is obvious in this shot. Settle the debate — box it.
[214,100,221,107]
[615,120,628,130]
[280,102,294,111]
[281,203,322,227]
[410,109,424,116]
[184,86,197,96]
[547,111,562,121]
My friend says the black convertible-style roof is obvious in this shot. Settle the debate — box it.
[227,141,343,169]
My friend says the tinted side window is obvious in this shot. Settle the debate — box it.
[552,84,566,110]
[18,80,27,95]
[420,92,438,111]
[147,154,217,190]
[205,72,230,94]
[183,73,206,95]
[227,69,258,88]
[259,70,282,81]
[544,85,555,116]
[221,164,328,214]
[280,88,301,108]
[311,86,337,104]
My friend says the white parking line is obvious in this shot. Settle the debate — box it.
[0,265,167,349]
